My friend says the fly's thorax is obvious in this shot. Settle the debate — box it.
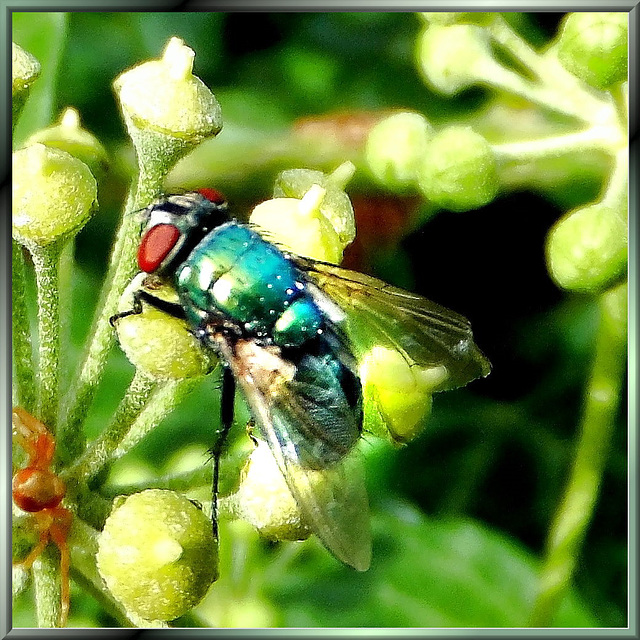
[176,222,326,346]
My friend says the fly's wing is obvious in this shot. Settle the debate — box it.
[292,256,491,391]
[214,335,371,572]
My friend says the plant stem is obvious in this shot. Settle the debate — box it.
[32,549,62,628]
[601,147,629,214]
[528,285,627,626]
[492,126,621,163]
[65,370,157,483]
[102,465,212,499]
[30,240,64,432]
[60,162,166,459]
[488,15,610,124]
[12,241,36,412]
[113,376,202,459]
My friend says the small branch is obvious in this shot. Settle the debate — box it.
[528,287,627,626]
[32,549,62,628]
[30,241,64,432]
[60,161,168,458]
[64,370,157,483]
[493,126,621,163]
[102,464,212,499]
[601,148,629,214]
[487,16,610,124]
[12,241,36,412]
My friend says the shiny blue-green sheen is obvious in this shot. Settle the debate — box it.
[274,298,323,347]
[175,222,324,347]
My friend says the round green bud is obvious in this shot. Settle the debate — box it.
[26,108,108,177]
[417,126,498,212]
[229,439,310,542]
[97,490,217,622]
[365,112,432,191]
[12,143,97,247]
[418,12,492,26]
[416,24,494,95]
[115,273,216,380]
[250,185,345,263]
[114,37,222,143]
[360,346,447,443]
[546,204,627,293]
[12,42,40,110]
[557,13,628,90]
[273,163,357,248]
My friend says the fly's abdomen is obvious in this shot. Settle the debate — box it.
[176,222,323,346]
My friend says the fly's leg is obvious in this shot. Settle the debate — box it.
[210,365,235,542]
[109,289,188,326]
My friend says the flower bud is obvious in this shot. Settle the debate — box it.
[114,37,222,171]
[557,13,628,90]
[26,108,108,177]
[546,204,627,293]
[417,126,498,212]
[272,163,357,249]
[114,273,216,380]
[365,112,432,191]
[97,490,217,622]
[12,143,97,248]
[360,346,449,443]
[12,42,40,119]
[228,439,310,542]
[416,24,495,95]
[250,183,346,263]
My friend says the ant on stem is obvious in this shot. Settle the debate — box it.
[12,406,72,627]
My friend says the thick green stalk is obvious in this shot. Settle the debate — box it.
[12,241,36,412]
[32,549,62,628]
[64,370,157,483]
[529,284,627,626]
[59,166,165,458]
[30,241,64,432]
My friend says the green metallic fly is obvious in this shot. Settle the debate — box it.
[111,188,491,571]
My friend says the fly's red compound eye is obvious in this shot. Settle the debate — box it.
[197,188,226,205]
[138,224,181,273]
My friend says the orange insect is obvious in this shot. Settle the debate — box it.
[12,406,72,627]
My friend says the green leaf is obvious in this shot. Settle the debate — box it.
[264,502,598,627]
[12,12,68,146]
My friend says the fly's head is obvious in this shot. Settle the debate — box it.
[137,189,230,277]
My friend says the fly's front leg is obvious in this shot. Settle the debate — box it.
[109,289,188,326]
[210,365,236,541]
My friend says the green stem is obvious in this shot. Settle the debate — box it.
[528,284,627,627]
[58,199,142,457]
[487,16,610,124]
[65,370,157,483]
[113,376,201,459]
[493,126,622,163]
[102,465,212,499]
[32,548,62,628]
[30,240,64,432]
[12,241,36,412]
[601,147,628,214]
[60,158,167,458]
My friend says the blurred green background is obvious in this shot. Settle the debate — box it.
[12,12,626,628]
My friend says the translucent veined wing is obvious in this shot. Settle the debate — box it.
[292,255,491,391]
[213,334,371,572]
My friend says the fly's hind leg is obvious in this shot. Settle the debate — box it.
[210,365,236,541]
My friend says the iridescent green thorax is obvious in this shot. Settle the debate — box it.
[175,222,323,347]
